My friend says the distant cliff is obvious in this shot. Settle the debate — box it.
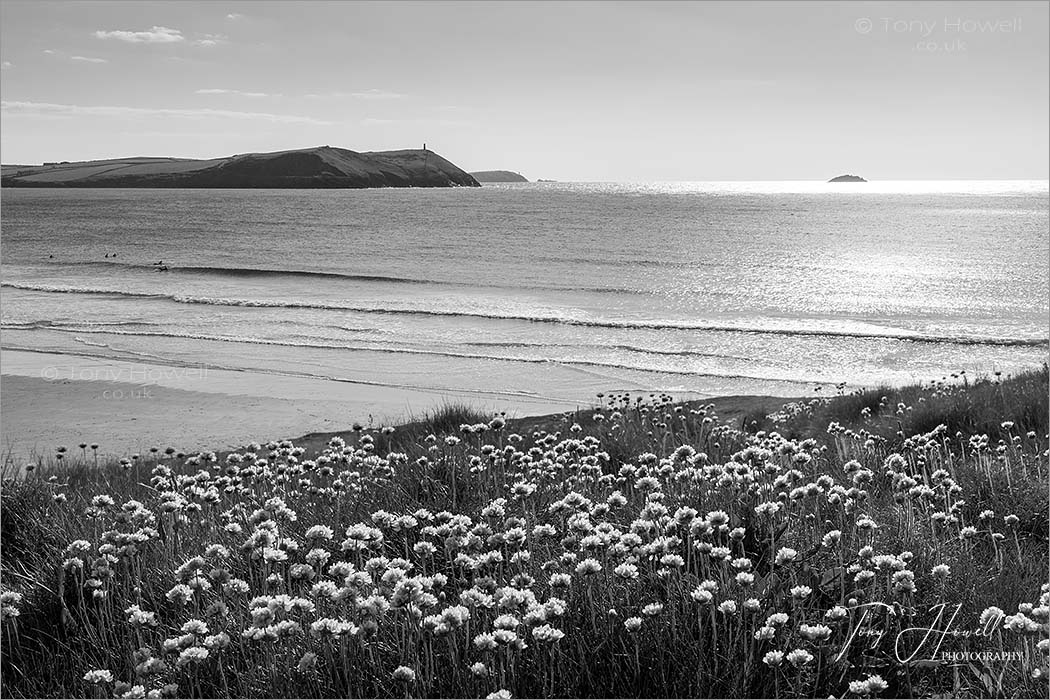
[828,174,867,183]
[0,146,480,188]
[470,170,528,183]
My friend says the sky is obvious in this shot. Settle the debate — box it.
[0,1,1047,181]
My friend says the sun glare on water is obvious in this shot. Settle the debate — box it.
[568,180,1050,196]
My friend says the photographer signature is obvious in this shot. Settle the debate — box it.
[835,602,1003,663]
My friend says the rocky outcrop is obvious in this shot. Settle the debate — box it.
[470,170,528,183]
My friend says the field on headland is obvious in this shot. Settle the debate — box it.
[1,368,1048,699]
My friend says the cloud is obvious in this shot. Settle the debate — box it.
[194,34,227,47]
[41,49,108,63]
[1,100,331,125]
[94,26,184,43]
[196,88,275,98]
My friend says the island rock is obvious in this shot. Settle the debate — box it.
[470,170,528,183]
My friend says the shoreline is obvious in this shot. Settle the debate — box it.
[0,349,588,465]
[0,348,796,467]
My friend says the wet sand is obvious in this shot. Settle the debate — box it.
[0,349,585,464]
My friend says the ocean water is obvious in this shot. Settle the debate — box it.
[2,181,1048,410]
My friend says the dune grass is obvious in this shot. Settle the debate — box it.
[762,365,1049,442]
[1,369,1048,699]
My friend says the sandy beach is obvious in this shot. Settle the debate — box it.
[0,348,796,467]
[0,349,587,464]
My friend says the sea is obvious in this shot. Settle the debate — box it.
[2,180,1048,412]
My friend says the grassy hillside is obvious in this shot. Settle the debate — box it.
[1,368,1047,698]
[0,147,480,188]
[470,171,529,183]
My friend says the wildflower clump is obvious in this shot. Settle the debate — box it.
[0,381,1047,698]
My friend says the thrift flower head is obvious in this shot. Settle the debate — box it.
[980,606,1004,629]
[175,646,209,668]
[762,650,784,666]
[786,648,814,667]
[125,605,158,627]
[180,619,208,636]
[203,633,230,650]
[575,558,601,575]
[825,606,848,621]
[849,674,889,697]
[474,633,497,651]
[84,670,114,684]
[799,623,832,641]
[706,510,729,527]
[691,587,714,605]
[718,600,738,615]
[532,624,565,643]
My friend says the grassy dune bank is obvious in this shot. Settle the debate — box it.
[1,367,1048,698]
